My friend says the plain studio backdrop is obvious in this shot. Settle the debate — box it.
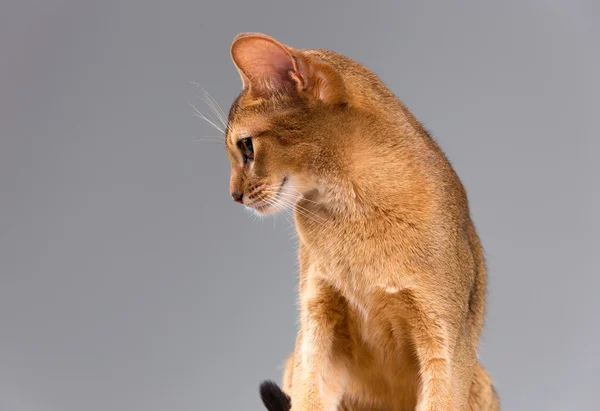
[1,1,598,410]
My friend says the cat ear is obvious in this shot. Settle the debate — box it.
[230,33,304,97]
[230,33,345,104]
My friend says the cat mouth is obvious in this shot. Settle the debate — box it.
[252,176,288,213]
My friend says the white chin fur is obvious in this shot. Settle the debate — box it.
[252,182,298,217]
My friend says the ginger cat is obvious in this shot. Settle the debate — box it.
[223,33,499,411]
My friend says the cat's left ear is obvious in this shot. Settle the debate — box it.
[230,33,346,105]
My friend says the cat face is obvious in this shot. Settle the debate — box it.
[225,97,312,215]
[224,33,347,215]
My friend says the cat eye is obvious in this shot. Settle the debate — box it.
[239,137,254,164]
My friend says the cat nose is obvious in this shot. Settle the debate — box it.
[231,191,243,203]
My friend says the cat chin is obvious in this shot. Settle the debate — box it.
[246,179,299,217]
[246,199,294,217]
[243,204,274,217]
[251,204,283,217]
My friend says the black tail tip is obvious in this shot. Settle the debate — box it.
[259,380,291,411]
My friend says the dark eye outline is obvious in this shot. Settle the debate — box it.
[238,137,254,164]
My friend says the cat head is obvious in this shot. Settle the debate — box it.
[224,33,350,216]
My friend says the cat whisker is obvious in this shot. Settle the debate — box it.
[256,193,299,215]
[263,196,289,217]
[271,202,295,228]
[204,90,227,128]
[260,186,322,208]
[190,83,228,129]
[272,201,314,226]
[251,187,328,228]
[198,91,228,129]
[270,190,325,217]
[289,189,322,205]
[256,196,288,225]
[188,100,225,134]
[274,196,327,226]
[293,204,327,226]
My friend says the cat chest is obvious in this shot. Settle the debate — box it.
[343,291,419,398]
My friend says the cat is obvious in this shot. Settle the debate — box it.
[223,32,500,411]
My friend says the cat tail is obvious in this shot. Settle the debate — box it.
[259,380,291,411]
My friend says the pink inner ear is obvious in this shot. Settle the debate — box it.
[233,37,298,93]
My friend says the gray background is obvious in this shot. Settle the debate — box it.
[1,1,598,410]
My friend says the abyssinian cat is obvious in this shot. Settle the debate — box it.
[222,33,499,411]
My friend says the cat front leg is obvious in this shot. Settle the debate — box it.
[397,288,472,411]
[291,274,348,411]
